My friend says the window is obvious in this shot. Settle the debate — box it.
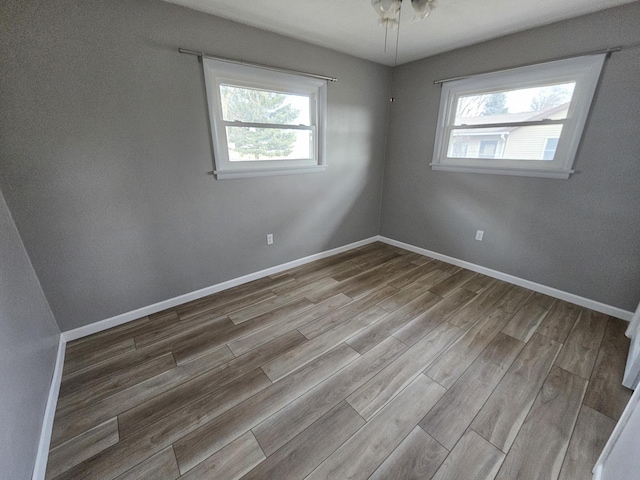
[542,137,559,160]
[479,140,498,158]
[431,55,606,179]
[202,58,327,179]
[450,138,469,157]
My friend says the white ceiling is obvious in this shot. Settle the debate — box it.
[164,0,635,65]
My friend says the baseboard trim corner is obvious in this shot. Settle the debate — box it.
[378,236,633,321]
[62,236,380,342]
[32,335,66,480]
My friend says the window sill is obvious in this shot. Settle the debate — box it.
[430,164,573,179]
[214,165,327,180]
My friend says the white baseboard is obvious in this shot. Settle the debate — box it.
[32,335,66,480]
[62,233,632,344]
[377,236,634,321]
[37,234,630,479]
[62,237,379,341]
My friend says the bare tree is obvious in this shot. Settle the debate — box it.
[456,95,488,118]
[456,93,508,119]
[530,85,573,111]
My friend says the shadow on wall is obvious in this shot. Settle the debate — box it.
[226,102,384,270]
[310,106,382,250]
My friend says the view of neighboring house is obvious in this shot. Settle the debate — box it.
[448,103,568,161]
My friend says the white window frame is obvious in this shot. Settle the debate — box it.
[431,55,606,179]
[202,58,327,180]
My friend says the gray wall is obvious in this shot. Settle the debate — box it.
[0,0,391,331]
[0,188,60,479]
[380,2,640,311]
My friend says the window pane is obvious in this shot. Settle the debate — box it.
[454,82,576,126]
[448,124,564,161]
[220,85,310,126]
[542,137,560,160]
[226,127,312,161]
[479,140,498,158]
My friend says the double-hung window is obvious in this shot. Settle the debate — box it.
[431,55,606,179]
[202,58,327,179]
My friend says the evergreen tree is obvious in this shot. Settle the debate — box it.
[221,86,300,159]
[481,93,508,115]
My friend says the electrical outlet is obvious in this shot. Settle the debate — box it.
[266,234,274,245]
[475,230,484,241]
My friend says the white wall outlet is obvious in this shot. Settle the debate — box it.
[475,230,484,241]
[266,234,274,245]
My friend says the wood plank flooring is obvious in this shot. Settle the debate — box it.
[46,242,633,480]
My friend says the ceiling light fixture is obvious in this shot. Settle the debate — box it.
[371,0,437,29]
[371,0,437,65]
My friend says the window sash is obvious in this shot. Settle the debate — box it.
[202,58,327,178]
[431,54,606,178]
[219,84,313,126]
[225,125,316,163]
[443,119,566,165]
[222,121,314,131]
[449,119,565,130]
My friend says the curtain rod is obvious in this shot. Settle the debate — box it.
[178,48,338,82]
[432,46,622,85]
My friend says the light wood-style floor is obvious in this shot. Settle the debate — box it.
[47,242,633,480]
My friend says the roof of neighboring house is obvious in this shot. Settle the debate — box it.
[453,103,570,136]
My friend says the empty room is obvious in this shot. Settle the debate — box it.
[2,0,640,479]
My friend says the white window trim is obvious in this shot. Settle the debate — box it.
[202,58,327,180]
[431,54,606,179]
